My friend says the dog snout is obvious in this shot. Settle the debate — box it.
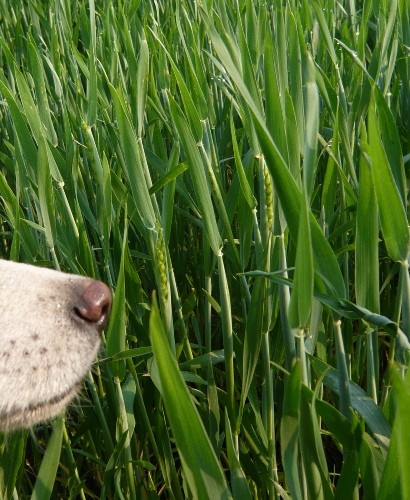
[74,280,112,331]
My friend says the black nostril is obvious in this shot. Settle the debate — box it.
[74,280,112,331]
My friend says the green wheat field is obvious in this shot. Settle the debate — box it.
[0,0,409,498]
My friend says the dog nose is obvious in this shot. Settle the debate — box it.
[74,280,112,331]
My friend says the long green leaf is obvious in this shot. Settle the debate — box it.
[28,39,57,145]
[367,91,408,262]
[86,0,97,126]
[289,194,313,329]
[0,431,27,498]
[136,39,149,138]
[37,134,56,255]
[225,411,252,500]
[149,297,232,499]
[281,361,302,500]
[168,95,222,256]
[108,82,156,228]
[303,53,319,199]
[31,417,64,500]
[0,80,37,172]
[299,389,334,500]
[106,217,128,380]
[379,368,410,499]
[356,122,379,312]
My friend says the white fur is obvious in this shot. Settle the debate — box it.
[0,259,111,432]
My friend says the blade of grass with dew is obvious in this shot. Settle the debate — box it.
[311,2,339,69]
[149,296,232,499]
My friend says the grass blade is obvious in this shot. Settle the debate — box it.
[378,367,410,499]
[108,81,156,228]
[367,90,408,263]
[281,361,303,499]
[37,134,56,262]
[356,122,379,312]
[86,0,97,126]
[30,417,64,500]
[289,194,313,329]
[28,38,57,145]
[168,95,222,256]
[136,39,149,138]
[149,296,232,499]
[225,411,252,499]
[106,218,128,380]
[310,356,390,454]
